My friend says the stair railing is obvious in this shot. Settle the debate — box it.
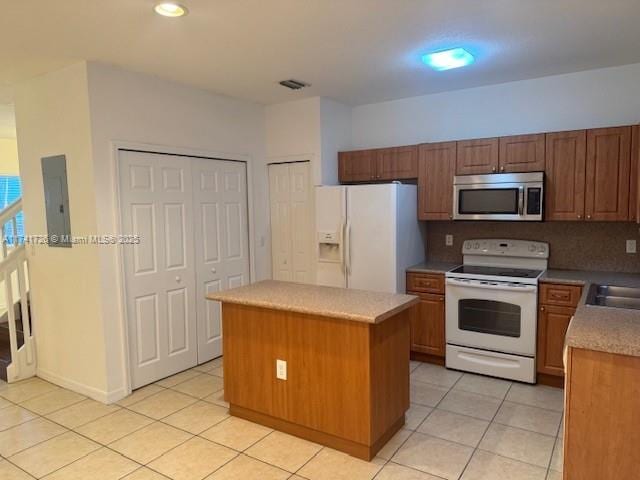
[0,198,35,382]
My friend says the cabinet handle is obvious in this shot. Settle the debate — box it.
[587,215,592,220]
[492,166,497,173]
[540,306,545,312]
[449,214,453,220]
[500,166,505,172]
[577,214,582,219]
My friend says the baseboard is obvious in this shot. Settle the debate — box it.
[36,367,127,404]
[410,351,446,366]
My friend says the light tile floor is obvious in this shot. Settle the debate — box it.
[0,359,564,480]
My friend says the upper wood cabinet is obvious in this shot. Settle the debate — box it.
[499,134,545,173]
[338,146,417,183]
[338,150,377,182]
[545,130,586,221]
[585,126,632,221]
[376,146,418,180]
[455,138,499,175]
[418,142,456,220]
[630,125,640,222]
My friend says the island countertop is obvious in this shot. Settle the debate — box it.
[206,280,419,324]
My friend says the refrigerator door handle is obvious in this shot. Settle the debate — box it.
[344,219,352,276]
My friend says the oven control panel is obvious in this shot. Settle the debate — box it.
[462,239,548,258]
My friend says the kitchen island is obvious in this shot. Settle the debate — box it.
[206,280,419,460]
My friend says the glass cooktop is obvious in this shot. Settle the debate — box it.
[449,265,543,279]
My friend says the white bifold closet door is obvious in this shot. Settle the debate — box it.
[268,162,313,283]
[119,150,249,389]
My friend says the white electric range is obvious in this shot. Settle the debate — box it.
[445,239,549,383]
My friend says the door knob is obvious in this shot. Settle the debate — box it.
[175,276,181,283]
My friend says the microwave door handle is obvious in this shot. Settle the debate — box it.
[518,186,525,215]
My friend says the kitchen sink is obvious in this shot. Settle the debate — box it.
[586,284,640,310]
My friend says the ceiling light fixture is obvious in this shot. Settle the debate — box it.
[422,48,475,71]
[154,2,188,17]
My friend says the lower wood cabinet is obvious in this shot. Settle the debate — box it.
[410,293,445,357]
[537,304,574,376]
[537,282,583,384]
[407,272,445,359]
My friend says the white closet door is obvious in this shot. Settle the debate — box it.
[192,158,250,363]
[288,163,313,283]
[269,164,293,281]
[119,150,197,389]
[268,162,313,283]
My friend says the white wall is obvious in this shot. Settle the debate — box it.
[86,62,269,399]
[265,96,351,186]
[265,97,321,182]
[319,98,352,185]
[14,61,269,402]
[14,63,110,397]
[0,138,19,174]
[352,63,640,148]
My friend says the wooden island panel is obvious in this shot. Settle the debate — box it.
[222,303,412,460]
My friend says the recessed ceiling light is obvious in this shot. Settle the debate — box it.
[154,2,188,17]
[422,48,475,71]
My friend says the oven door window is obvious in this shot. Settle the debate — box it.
[458,188,519,215]
[458,299,521,338]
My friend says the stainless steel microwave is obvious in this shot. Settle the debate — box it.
[453,172,544,221]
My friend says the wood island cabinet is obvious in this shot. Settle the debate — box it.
[564,348,640,479]
[407,272,446,362]
[417,142,456,220]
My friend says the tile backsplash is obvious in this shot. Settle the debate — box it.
[426,221,640,273]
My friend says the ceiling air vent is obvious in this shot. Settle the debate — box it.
[279,79,311,90]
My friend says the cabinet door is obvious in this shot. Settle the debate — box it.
[409,293,445,357]
[338,150,377,183]
[418,142,456,220]
[537,304,574,377]
[499,134,545,173]
[456,138,499,175]
[585,126,632,221]
[377,146,418,180]
[545,130,586,221]
[630,125,639,222]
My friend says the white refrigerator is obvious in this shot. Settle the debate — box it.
[315,183,425,294]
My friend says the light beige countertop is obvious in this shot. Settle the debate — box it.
[406,261,460,274]
[541,268,640,357]
[206,280,419,324]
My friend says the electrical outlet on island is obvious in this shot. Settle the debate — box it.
[626,239,637,254]
[276,359,287,380]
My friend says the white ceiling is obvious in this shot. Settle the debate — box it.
[0,0,640,108]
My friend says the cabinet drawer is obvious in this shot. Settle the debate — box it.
[407,273,445,294]
[540,283,583,307]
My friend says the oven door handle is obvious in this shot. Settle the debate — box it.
[446,278,537,293]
